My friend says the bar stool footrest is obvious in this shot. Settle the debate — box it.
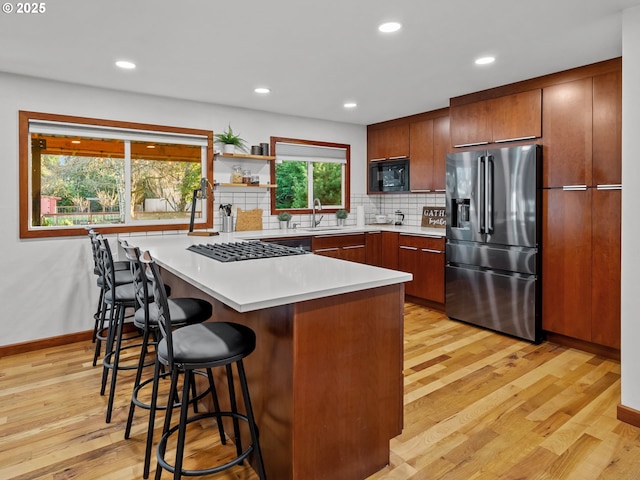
[156,411,256,477]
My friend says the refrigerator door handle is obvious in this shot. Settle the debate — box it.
[477,155,485,234]
[486,155,494,234]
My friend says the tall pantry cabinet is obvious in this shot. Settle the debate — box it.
[541,69,622,350]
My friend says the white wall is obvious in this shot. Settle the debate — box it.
[621,6,640,412]
[0,72,366,346]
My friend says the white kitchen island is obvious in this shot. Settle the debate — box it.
[128,233,411,480]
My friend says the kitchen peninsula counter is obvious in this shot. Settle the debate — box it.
[128,233,411,480]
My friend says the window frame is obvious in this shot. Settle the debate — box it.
[269,136,350,215]
[18,111,214,238]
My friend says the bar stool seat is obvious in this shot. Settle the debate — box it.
[141,252,266,480]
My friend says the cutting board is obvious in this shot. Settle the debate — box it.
[234,208,263,231]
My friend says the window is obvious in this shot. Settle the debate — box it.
[19,111,213,238]
[270,137,350,213]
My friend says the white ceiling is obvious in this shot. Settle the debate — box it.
[1,0,639,125]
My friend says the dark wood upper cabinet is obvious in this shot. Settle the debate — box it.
[593,70,622,186]
[432,116,450,192]
[450,89,541,147]
[408,115,450,192]
[490,89,542,142]
[450,100,492,147]
[542,78,593,188]
[367,124,409,161]
[409,119,434,192]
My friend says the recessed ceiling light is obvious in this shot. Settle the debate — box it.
[254,87,271,94]
[115,60,136,69]
[475,56,496,65]
[378,22,402,33]
[344,102,357,109]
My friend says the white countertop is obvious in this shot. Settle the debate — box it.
[236,224,446,240]
[128,232,413,313]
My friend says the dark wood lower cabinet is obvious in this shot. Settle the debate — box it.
[312,233,366,263]
[542,187,621,349]
[398,234,445,304]
[591,188,621,348]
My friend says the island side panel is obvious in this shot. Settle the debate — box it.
[158,267,405,480]
[292,283,404,480]
[159,267,295,480]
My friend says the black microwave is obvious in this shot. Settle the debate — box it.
[368,159,410,193]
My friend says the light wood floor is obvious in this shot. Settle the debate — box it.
[1,303,639,479]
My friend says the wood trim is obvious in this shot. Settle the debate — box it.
[450,57,622,107]
[0,323,139,357]
[617,404,640,428]
[544,331,620,361]
[18,111,214,239]
[269,136,351,216]
[405,294,445,312]
[0,330,92,357]
[367,107,450,130]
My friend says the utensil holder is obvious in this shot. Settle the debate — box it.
[222,216,234,233]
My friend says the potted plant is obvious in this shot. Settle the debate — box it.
[277,211,292,229]
[214,124,248,154]
[336,209,348,227]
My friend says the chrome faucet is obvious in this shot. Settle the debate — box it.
[312,198,323,228]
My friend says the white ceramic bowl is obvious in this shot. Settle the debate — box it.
[375,215,387,223]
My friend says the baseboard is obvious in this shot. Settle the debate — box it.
[0,323,138,358]
[617,404,640,428]
[544,332,620,362]
[0,330,93,357]
[405,295,445,312]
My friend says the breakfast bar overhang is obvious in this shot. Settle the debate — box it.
[129,234,411,480]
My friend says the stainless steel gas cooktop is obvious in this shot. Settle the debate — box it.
[187,240,308,262]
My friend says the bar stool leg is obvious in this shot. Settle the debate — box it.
[226,363,243,458]
[237,360,267,480]
[155,369,180,480]
[206,368,226,444]
[105,304,126,423]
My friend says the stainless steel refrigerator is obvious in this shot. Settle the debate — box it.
[445,145,542,342]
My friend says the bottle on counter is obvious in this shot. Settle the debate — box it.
[242,169,251,185]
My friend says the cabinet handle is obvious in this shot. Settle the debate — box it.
[435,189,446,192]
[400,233,443,240]
[314,233,362,239]
[562,185,588,191]
[421,248,443,254]
[343,245,365,250]
[454,141,489,148]
[369,158,386,162]
[411,189,432,193]
[596,184,622,190]
[314,247,339,252]
[399,246,419,251]
[494,135,537,143]
[388,155,409,160]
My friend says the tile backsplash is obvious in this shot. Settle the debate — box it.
[213,190,446,231]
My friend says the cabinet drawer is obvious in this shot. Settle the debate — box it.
[398,234,444,252]
[312,233,366,250]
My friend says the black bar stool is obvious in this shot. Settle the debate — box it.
[97,234,160,423]
[140,251,266,480]
[88,229,132,366]
[120,241,214,478]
